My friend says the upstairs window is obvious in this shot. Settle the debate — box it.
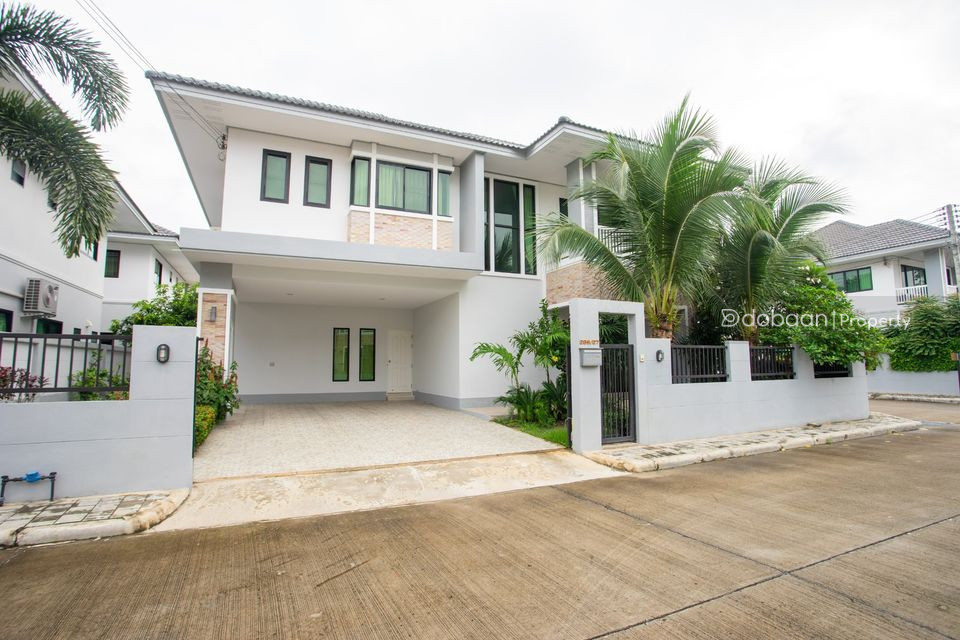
[11,158,25,186]
[492,180,520,273]
[0,309,12,332]
[559,198,568,218]
[36,318,62,334]
[351,157,370,206]
[303,156,331,207]
[154,259,163,286]
[523,184,536,275]
[901,265,927,288]
[81,240,98,260]
[105,250,120,278]
[376,162,430,214]
[260,149,291,203]
[438,171,451,217]
[829,267,872,293]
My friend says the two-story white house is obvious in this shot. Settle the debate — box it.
[813,219,958,321]
[148,72,619,408]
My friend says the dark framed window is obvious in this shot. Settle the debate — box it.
[260,149,291,203]
[81,240,98,261]
[947,267,955,286]
[0,308,12,332]
[828,267,872,293]
[72,327,82,335]
[10,158,25,186]
[483,178,490,271]
[359,328,375,381]
[105,249,120,278]
[597,206,616,227]
[303,156,331,208]
[492,179,520,273]
[351,157,370,206]
[523,184,536,275]
[559,198,568,218]
[376,161,431,214]
[154,259,163,286]
[438,171,452,217]
[333,328,350,382]
[901,265,927,288]
[36,318,62,334]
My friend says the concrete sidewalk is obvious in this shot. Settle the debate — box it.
[586,412,920,473]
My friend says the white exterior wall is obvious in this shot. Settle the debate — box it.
[412,293,460,402]
[837,258,900,319]
[233,301,413,401]
[101,242,185,330]
[867,354,959,397]
[0,154,104,333]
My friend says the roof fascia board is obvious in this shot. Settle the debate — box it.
[826,238,949,265]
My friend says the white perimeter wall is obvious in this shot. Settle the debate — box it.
[233,301,413,400]
[867,354,959,397]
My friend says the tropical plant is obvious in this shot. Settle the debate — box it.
[539,377,567,423]
[538,97,748,339]
[710,159,845,342]
[194,404,216,450]
[0,2,129,256]
[110,283,198,335]
[497,383,550,424]
[512,299,568,382]
[759,263,886,369]
[0,365,45,402]
[195,342,239,422]
[469,341,521,389]
[69,352,126,400]
[885,295,960,372]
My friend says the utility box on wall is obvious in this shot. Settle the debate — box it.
[580,348,602,367]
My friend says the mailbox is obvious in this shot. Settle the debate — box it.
[579,348,602,367]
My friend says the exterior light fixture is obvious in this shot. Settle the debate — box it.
[208,305,217,322]
[156,343,170,363]
[656,349,665,362]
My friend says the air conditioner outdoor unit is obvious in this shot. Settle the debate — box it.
[23,278,59,316]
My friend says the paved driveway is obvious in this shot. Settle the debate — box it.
[870,398,960,424]
[3,425,958,639]
[193,401,559,481]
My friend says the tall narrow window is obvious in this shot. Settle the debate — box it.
[559,198,568,218]
[359,328,375,381]
[10,158,25,186]
[105,250,120,278]
[438,171,451,217]
[303,156,331,207]
[523,184,536,275]
[0,309,12,332]
[351,157,370,206]
[154,259,163,286]
[376,162,431,214]
[484,178,490,271]
[333,328,350,381]
[493,180,520,273]
[260,149,291,203]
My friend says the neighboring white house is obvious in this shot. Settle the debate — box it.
[147,71,623,408]
[101,185,198,331]
[813,218,958,321]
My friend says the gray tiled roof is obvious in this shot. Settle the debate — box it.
[150,223,178,237]
[146,71,527,150]
[813,219,949,260]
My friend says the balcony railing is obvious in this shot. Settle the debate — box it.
[947,284,959,297]
[895,284,928,304]
[597,226,629,255]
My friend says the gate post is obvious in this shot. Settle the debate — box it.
[568,299,602,453]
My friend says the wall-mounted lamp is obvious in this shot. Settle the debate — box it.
[656,349,665,363]
[208,305,217,322]
[156,343,170,364]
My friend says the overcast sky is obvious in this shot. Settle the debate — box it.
[36,0,960,232]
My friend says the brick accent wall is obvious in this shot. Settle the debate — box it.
[437,220,454,251]
[546,261,613,305]
[373,213,432,249]
[200,292,228,365]
[348,210,370,244]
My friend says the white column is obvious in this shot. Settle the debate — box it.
[568,299,602,452]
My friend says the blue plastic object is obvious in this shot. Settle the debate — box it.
[24,471,41,483]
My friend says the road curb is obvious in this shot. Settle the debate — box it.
[5,489,189,548]
[870,393,960,405]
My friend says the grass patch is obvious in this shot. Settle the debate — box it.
[493,416,569,447]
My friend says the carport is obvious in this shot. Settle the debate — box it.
[192,401,559,482]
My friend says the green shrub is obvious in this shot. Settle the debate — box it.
[886,295,960,372]
[69,354,128,401]
[195,342,239,422]
[110,283,198,335]
[497,383,550,424]
[194,404,217,450]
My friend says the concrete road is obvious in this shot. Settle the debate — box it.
[2,426,959,639]
[871,398,960,424]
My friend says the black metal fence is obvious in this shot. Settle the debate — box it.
[749,346,795,381]
[813,362,851,379]
[601,344,636,444]
[0,333,132,401]
[671,344,727,384]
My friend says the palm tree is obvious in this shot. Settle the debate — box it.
[0,3,128,257]
[538,97,748,339]
[713,158,845,342]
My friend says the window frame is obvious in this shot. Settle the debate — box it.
[350,157,371,207]
[154,259,163,286]
[0,308,12,332]
[523,183,537,275]
[437,171,452,217]
[303,156,332,208]
[332,327,350,382]
[104,249,121,278]
[359,328,376,382]
[828,266,873,293]
[375,160,432,215]
[81,240,99,261]
[901,264,927,288]
[10,158,25,186]
[485,177,537,275]
[36,318,63,335]
[260,149,292,203]
[559,198,569,218]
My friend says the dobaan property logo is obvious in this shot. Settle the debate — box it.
[720,310,908,330]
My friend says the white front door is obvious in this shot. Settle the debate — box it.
[387,330,413,393]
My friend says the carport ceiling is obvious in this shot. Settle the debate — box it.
[233,266,461,308]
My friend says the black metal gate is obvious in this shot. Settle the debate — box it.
[601,344,636,444]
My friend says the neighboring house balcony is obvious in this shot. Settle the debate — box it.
[895,284,929,304]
